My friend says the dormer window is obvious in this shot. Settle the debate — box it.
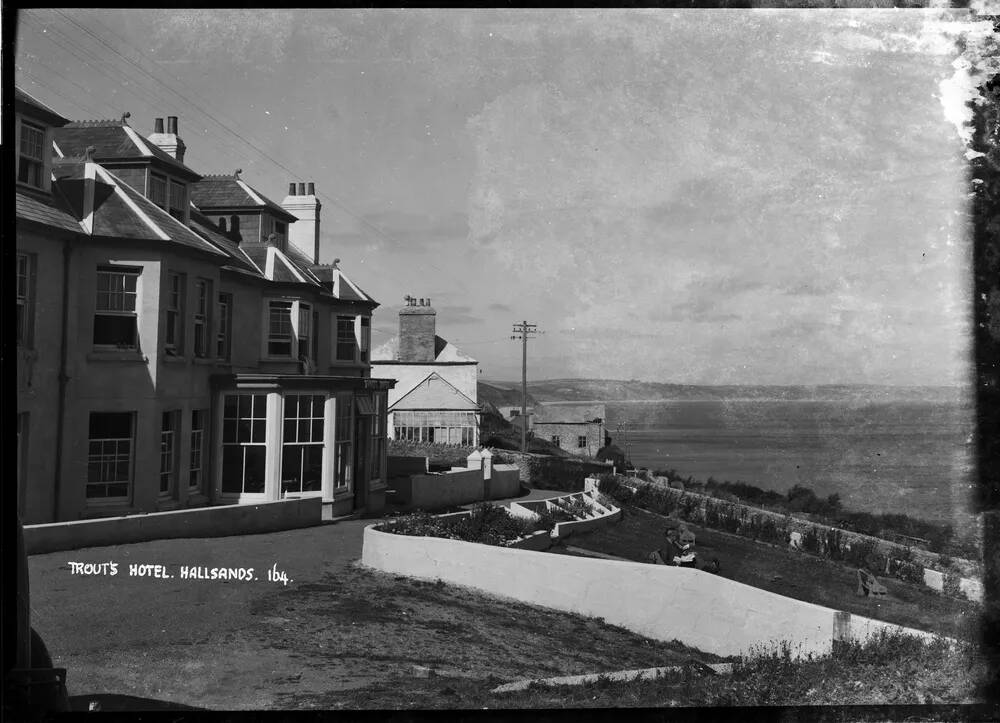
[169,180,187,221]
[18,121,45,189]
[150,173,167,208]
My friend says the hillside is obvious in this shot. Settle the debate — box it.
[478,380,538,408]
[482,379,967,404]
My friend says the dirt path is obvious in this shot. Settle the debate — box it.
[28,520,713,710]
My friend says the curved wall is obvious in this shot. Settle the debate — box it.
[362,525,936,659]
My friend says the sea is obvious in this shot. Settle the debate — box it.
[593,399,976,527]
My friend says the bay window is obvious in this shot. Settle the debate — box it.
[265,299,311,359]
[221,393,267,496]
[281,394,325,495]
[335,315,357,361]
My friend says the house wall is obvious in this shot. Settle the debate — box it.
[362,526,937,659]
[16,225,69,524]
[533,421,604,457]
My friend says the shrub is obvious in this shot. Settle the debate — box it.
[378,504,533,546]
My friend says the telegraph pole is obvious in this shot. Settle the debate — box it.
[511,320,539,453]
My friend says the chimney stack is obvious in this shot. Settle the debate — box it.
[398,294,436,362]
[281,180,323,264]
[148,115,186,163]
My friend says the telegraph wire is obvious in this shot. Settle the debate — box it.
[17,11,456,297]
[38,9,468,294]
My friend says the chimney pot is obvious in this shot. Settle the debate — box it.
[298,182,306,195]
[154,118,164,134]
[307,182,315,195]
[167,116,178,134]
[289,183,296,195]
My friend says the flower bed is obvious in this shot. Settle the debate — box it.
[376,504,543,547]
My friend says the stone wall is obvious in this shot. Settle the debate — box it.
[491,450,613,490]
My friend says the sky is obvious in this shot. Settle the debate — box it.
[14,9,995,385]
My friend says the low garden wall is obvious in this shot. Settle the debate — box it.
[508,489,622,540]
[361,525,936,659]
[603,475,982,603]
[387,455,428,478]
[491,450,613,491]
[389,465,521,510]
[25,498,322,555]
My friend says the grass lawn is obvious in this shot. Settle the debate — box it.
[556,507,981,640]
[27,520,717,711]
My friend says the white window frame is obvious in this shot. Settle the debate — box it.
[159,410,179,498]
[93,265,141,351]
[358,316,371,364]
[280,393,326,498]
[165,271,185,355]
[334,315,358,363]
[189,409,206,492]
[193,279,211,358]
[17,119,46,190]
[263,298,311,360]
[217,292,233,360]
[219,392,270,500]
[86,412,135,504]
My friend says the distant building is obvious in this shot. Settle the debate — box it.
[532,403,606,457]
[371,296,480,446]
[495,406,534,432]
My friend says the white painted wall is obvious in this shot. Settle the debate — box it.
[362,526,937,659]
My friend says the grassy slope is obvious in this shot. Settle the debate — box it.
[559,507,981,639]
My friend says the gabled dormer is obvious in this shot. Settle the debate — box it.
[15,87,70,196]
[53,113,201,225]
[190,170,297,248]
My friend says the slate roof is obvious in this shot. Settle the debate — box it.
[15,190,83,233]
[15,88,70,127]
[188,207,264,276]
[55,121,200,180]
[190,176,297,222]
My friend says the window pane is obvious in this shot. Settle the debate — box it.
[244,447,266,493]
[222,446,244,494]
[284,419,296,443]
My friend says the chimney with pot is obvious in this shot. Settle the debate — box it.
[398,294,436,362]
[281,180,322,264]
[147,114,186,163]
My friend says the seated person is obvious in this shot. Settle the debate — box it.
[652,527,685,565]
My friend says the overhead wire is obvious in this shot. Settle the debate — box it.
[38,8,469,296]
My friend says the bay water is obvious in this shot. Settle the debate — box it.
[601,399,976,526]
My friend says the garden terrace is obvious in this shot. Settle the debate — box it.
[560,505,981,640]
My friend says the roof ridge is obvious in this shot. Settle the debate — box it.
[64,119,124,127]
